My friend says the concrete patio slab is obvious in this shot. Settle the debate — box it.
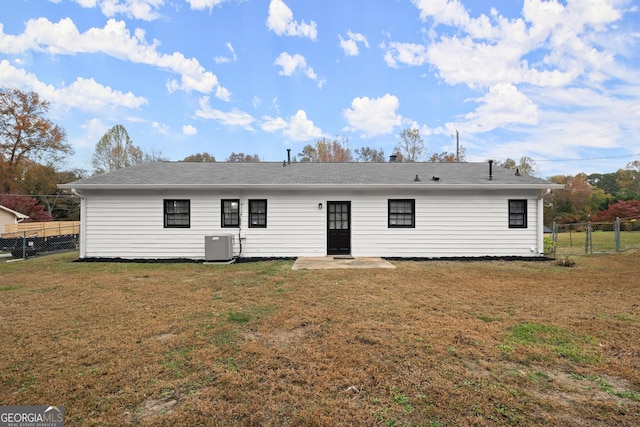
[292,256,396,270]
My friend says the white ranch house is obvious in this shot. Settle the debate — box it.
[58,161,562,261]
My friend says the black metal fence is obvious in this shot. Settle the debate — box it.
[0,224,79,260]
[549,217,640,256]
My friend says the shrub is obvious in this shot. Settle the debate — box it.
[543,237,557,255]
[555,257,576,267]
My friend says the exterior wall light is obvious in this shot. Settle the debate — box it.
[318,203,323,210]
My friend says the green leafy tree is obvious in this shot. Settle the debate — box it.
[394,128,424,162]
[182,152,216,162]
[0,87,71,192]
[226,152,260,162]
[587,173,620,196]
[616,161,640,199]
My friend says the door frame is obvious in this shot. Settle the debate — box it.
[326,200,351,256]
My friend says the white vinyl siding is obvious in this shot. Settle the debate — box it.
[79,188,542,259]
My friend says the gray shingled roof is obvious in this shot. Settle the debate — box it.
[59,161,559,189]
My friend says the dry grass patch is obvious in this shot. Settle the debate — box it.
[1,252,639,426]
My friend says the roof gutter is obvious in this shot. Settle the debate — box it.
[58,183,565,191]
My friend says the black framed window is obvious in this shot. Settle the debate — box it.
[164,199,190,228]
[249,199,267,228]
[509,199,527,228]
[222,199,240,228]
[388,199,415,228]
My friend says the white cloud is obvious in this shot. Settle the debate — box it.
[98,0,164,21]
[284,110,323,141]
[0,18,224,97]
[0,60,147,111]
[461,83,538,133]
[274,52,323,86]
[382,42,429,68]
[151,121,170,135]
[72,0,98,7]
[402,0,637,160]
[71,0,164,21]
[186,0,226,11]
[260,110,323,142]
[343,94,402,137]
[77,118,109,148]
[195,96,255,130]
[260,116,288,132]
[339,30,369,56]
[214,42,237,64]
[215,85,231,102]
[182,124,198,136]
[266,0,317,40]
[408,0,626,89]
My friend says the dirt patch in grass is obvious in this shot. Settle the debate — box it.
[1,252,639,426]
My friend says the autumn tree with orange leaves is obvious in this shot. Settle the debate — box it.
[298,137,353,162]
[0,87,72,193]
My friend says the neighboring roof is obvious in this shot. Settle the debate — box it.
[0,204,29,219]
[58,161,563,191]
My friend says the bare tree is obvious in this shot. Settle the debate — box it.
[428,152,456,162]
[497,156,536,176]
[394,128,424,162]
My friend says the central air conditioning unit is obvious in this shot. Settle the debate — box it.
[204,234,234,261]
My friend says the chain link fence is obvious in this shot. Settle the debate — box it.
[1,223,79,260]
[549,216,640,256]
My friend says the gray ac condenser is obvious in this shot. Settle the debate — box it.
[204,234,233,261]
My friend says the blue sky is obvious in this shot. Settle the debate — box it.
[1,0,639,177]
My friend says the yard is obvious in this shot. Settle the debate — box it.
[1,252,639,426]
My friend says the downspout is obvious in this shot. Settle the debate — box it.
[537,193,544,256]
[71,188,87,258]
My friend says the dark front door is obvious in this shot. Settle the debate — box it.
[327,201,351,255]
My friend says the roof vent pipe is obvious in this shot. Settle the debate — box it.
[488,159,494,181]
[287,148,291,164]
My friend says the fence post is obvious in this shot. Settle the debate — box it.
[22,231,27,260]
[585,222,593,254]
[615,217,621,252]
[552,222,558,255]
